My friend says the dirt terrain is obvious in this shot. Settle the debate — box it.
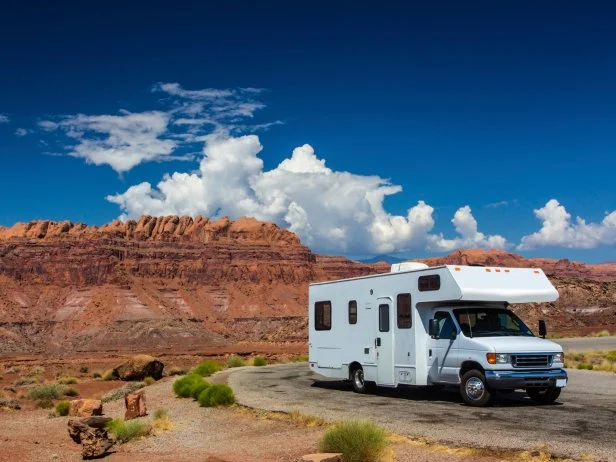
[0,216,615,356]
[1,362,515,462]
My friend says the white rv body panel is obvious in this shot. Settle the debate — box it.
[308,264,564,390]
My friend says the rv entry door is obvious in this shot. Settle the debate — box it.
[376,299,395,385]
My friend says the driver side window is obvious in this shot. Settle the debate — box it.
[434,311,455,339]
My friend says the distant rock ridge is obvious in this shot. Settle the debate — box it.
[0,215,300,245]
[0,216,614,354]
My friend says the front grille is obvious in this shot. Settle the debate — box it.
[512,354,551,368]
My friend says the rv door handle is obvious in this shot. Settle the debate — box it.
[375,337,381,347]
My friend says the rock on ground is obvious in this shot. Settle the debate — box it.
[125,391,147,420]
[69,399,103,417]
[113,355,164,381]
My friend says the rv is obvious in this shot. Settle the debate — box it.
[308,263,567,407]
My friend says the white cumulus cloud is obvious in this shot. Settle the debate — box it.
[0,114,10,123]
[15,128,31,137]
[107,136,506,254]
[518,199,616,250]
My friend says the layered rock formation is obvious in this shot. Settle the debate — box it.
[0,216,385,353]
[0,217,614,354]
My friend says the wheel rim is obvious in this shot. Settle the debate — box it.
[465,377,485,401]
[354,369,364,389]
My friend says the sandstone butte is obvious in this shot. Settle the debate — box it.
[0,215,614,355]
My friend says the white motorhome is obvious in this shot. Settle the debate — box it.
[308,263,567,407]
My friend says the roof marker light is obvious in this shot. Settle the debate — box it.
[485,268,491,272]
[505,269,510,273]
[454,267,461,271]
[534,270,540,274]
[495,269,501,273]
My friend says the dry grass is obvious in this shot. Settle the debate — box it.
[565,350,616,373]
[152,408,174,433]
[233,406,328,428]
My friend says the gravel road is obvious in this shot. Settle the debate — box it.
[229,364,616,461]
[555,336,616,351]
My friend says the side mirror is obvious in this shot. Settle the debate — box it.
[538,320,547,339]
[429,319,439,338]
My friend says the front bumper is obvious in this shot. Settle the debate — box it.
[485,369,567,390]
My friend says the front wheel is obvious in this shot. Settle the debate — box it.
[527,387,561,404]
[460,370,493,407]
[351,366,374,394]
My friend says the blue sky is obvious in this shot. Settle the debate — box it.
[0,1,615,261]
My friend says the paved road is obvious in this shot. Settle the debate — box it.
[229,364,616,461]
[555,335,616,351]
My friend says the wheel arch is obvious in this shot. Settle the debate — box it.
[460,360,484,377]
[349,361,362,380]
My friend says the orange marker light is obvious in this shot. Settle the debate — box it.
[495,269,501,272]
[534,270,540,274]
[485,268,491,272]
[505,269,510,272]
[454,267,461,271]
[486,353,496,364]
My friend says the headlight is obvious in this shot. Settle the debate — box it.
[486,353,511,364]
[553,352,564,363]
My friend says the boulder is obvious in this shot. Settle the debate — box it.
[301,455,343,462]
[68,417,114,459]
[69,399,103,417]
[113,355,164,381]
[124,390,147,420]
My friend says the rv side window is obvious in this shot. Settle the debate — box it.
[315,301,332,331]
[396,293,412,329]
[348,300,357,324]
[418,275,440,291]
[378,304,390,332]
[434,311,455,339]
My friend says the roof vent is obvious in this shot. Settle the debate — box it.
[391,262,429,273]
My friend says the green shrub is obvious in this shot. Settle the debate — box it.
[606,350,616,362]
[252,356,267,367]
[28,384,61,400]
[197,384,235,407]
[79,366,89,374]
[173,374,204,398]
[319,420,387,462]
[577,363,594,370]
[58,376,78,385]
[167,366,188,376]
[192,361,222,377]
[153,408,168,420]
[293,354,309,362]
[63,386,78,397]
[27,366,45,377]
[227,355,246,368]
[14,376,38,386]
[102,369,115,381]
[55,400,70,416]
[106,418,149,443]
[591,330,611,337]
[191,381,211,400]
[36,398,54,409]
[92,370,102,379]
[144,377,155,386]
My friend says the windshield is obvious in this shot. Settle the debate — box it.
[453,308,534,338]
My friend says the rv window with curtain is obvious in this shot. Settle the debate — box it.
[418,274,440,291]
[378,304,390,332]
[348,300,357,324]
[396,293,412,328]
[315,301,332,331]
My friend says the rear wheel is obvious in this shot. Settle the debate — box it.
[527,387,561,404]
[351,366,373,394]
[460,370,493,407]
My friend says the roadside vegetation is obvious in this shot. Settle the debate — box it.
[252,356,267,366]
[27,384,78,400]
[152,408,173,432]
[566,350,616,372]
[319,420,388,462]
[55,400,70,416]
[106,418,150,443]
[192,360,222,377]
[173,373,236,408]
[227,355,246,368]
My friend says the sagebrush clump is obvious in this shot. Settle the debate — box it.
[173,374,204,398]
[106,418,149,443]
[252,356,267,367]
[144,377,155,386]
[319,420,388,462]
[197,384,235,407]
[192,361,222,377]
[55,400,70,416]
[27,384,77,400]
[226,355,246,368]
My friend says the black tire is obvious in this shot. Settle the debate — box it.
[350,365,374,394]
[526,387,561,404]
[460,370,493,407]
